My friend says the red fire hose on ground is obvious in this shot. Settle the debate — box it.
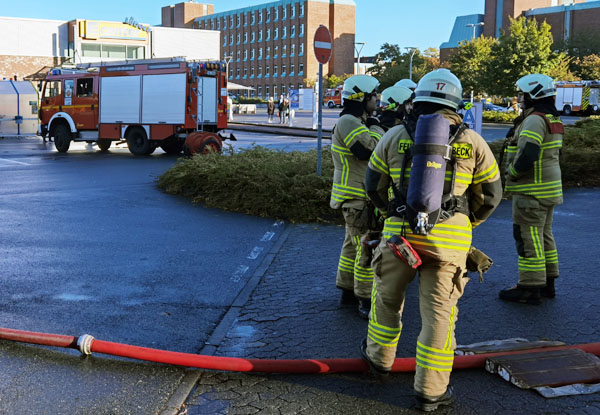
[1,327,599,374]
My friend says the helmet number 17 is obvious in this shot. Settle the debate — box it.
[436,82,446,91]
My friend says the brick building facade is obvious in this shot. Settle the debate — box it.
[162,0,356,98]
[440,0,600,62]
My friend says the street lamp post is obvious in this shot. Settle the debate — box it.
[224,55,233,83]
[354,42,365,75]
[466,22,485,39]
[405,47,417,81]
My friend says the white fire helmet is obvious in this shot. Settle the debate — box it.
[516,74,557,99]
[380,86,414,110]
[413,69,463,110]
[394,78,417,90]
[342,74,380,103]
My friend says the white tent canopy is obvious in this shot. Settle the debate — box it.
[227,82,254,91]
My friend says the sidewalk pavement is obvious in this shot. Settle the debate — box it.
[181,190,600,414]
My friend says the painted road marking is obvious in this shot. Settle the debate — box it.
[0,158,30,166]
[260,231,275,242]
[231,265,249,282]
[247,246,264,260]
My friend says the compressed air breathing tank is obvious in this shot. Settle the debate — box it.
[406,113,450,235]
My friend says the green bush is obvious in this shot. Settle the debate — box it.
[236,97,268,104]
[159,120,600,223]
[482,110,519,123]
[489,118,600,187]
[158,146,342,224]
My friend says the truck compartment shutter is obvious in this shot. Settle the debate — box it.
[197,77,217,124]
[142,73,186,124]
[100,76,141,124]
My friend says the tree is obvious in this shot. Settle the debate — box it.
[546,53,579,81]
[483,17,558,96]
[324,73,351,89]
[449,36,497,95]
[577,54,600,80]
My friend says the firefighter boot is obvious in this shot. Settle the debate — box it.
[541,276,556,298]
[499,285,541,305]
[357,297,371,320]
[415,386,455,412]
[360,338,390,380]
[340,288,358,305]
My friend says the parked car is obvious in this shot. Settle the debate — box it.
[482,102,508,112]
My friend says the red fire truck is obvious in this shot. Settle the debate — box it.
[39,57,232,155]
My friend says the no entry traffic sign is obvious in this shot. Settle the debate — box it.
[313,25,332,64]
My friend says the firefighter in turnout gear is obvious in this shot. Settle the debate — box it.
[359,69,502,411]
[331,74,381,319]
[377,86,414,132]
[499,74,563,305]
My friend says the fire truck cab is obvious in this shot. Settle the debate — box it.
[555,80,600,116]
[323,86,343,108]
[39,57,230,155]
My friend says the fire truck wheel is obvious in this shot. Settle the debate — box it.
[97,139,112,152]
[199,136,222,154]
[328,101,335,109]
[53,123,71,153]
[160,140,184,155]
[126,127,152,156]
[562,105,572,116]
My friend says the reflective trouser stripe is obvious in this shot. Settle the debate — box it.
[338,255,354,273]
[354,235,374,283]
[416,341,454,372]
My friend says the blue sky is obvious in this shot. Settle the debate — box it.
[2,0,485,56]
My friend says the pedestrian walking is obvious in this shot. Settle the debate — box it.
[267,97,275,123]
[278,94,285,124]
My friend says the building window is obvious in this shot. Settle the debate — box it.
[266,85,270,97]
[299,62,304,74]
[259,66,263,77]
[291,44,295,56]
[291,4,295,18]
[274,46,279,58]
[244,33,248,43]
[224,35,227,45]
[300,3,304,16]
[291,25,295,38]
[100,44,127,59]
[290,63,295,75]
[237,14,240,27]
[274,27,279,40]
[244,67,248,77]
[236,68,240,78]
[237,50,241,60]
[244,49,248,60]
[300,24,305,37]
[259,47,263,59]
[282,4,287,20]
[266,46,271,58]
[282,64,286,76]
[274,7,279,21]
[274,64,278,76]
[258,86,262,97]
[127,45,145,59]
[230,34,233,45]
[282,84,286,94]
[251,67,255,77]
[251,12,256,25]
[223,17,227,29]
[211,20,214,30]
[259,30,263,41]
[218,20,221,30]
[282,27,287,39]
[283,44,287,57]
[266,9,271,22]
[244,13,248,26]
[298,83,303,90]
[230,16,234,27]
[230,68,233,79]
[251,32,255,43]
[259,10,263,23]
[266,66,270,76]
[237,33,241,44]
[251,48,255,60]
[251,89,255,98]
[267,29,271,41]
[299,43,304,55]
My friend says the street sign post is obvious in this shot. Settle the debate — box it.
[313,25,332,176]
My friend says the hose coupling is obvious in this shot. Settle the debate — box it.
[77,334,95,356]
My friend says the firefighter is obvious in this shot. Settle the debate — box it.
[499,74,563,305]
[395,78,417,91]
[331,74,381,319]
[377,85,414,132]
[360,69,502,411]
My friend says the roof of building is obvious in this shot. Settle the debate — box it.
[440,14,485,50]
[525,0,600,16]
